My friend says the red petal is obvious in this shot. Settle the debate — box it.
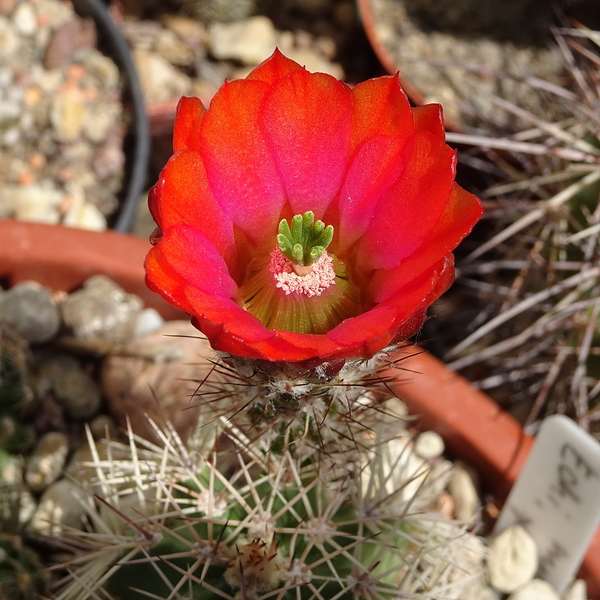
[200,79,286,249]
[145,248,194,314]
[148,224,238,300]
[173,96,206,153]
[260,68,353,219]
[350,75,414,155]
[149,151,237,275]
[355,130,456,273]
[369,183,482,303]
[412,103,445,138]
[246,48,304,85]
[327,261,450,355]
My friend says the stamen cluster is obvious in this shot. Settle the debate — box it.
[269,248,335,297]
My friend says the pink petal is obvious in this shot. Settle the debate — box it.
[335,134,407,257]
[200,79,286,250]
[259,68,353,219]
[173,96,206,153]
[355,130,456,273]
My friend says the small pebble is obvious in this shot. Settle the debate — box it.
[156,28,194,65]
[414,430,445,459]
[102,320,213,444]
[43,17,96,69]
[0,455,37,527]
[51,92,86,142]
[563,579,587,600]
[209,16,278,65]
[506,579,560,600]
[62,199,107,231]
[488,525,538,593]
[60,275,143,342]
[448,460,480,521]
[25,431,69,493]
[38,354,102,420]
[134,308,165,336]
[0,281,61,343]
[81,51,119,90]
[134,47,191,104]
[28,478,89,536]
[0,0,17,16]
[88,414,119,440]
[12,2,36,35]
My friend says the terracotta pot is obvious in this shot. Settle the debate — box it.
[1,219,598,596]
[0,219,182,320]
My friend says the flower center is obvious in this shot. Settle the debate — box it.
[239,212,363,335]
[276,211,334,275]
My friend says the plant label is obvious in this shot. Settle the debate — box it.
[494,414,600,595]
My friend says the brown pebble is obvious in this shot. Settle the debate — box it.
[17,170,34,186]
[58,166,75,182]
[28,152,47,170]
[0,0,16,16]
[44,17,97,70]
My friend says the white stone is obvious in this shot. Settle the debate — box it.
[25,432,69,493]
[209,16,277,65]
[156,29,193,65]
[28,479,90,536]
[12,2,36,35]
[0,17,19,57]
[133,48,191,104]
[414,430,445,458]
[488,525,538,593]
[134,308,165,336]
[507,579,560,600]
[448,461,480,521]
[563,579,587,600]
[63,200,107,231]
[83,101,121,143]
[82,51,120,90]
[4,184,62,224]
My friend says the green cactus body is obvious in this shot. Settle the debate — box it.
[55,409,483,600]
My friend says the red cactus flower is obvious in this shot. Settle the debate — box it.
[145,50,482,365]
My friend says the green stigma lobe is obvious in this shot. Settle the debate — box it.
[277,211,334,267]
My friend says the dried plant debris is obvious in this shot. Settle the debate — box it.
[367,0,572,128]
[438,26,600,435]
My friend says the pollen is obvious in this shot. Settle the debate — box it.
[269,248,335,297]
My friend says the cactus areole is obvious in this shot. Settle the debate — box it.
[145,49,482,364]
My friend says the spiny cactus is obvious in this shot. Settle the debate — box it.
[53,401,485,600]
[0,533,48,600]
[0,322,35,454]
